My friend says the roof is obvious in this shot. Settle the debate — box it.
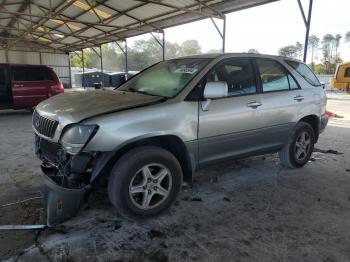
[0,0,278,53]
[0,63,49,67]
[172,52,303,62]
[338,61,350,67]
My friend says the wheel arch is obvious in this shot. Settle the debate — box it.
[92,135,195,184]
[298,114,320,142]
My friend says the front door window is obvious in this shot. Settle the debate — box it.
[206,59,257,97]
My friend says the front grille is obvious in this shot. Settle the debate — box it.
[38,137,62,163]
[32,110,59,138]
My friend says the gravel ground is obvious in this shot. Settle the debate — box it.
[1,92,350,262]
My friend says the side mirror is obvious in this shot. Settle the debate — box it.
[320,82,325,89]
[203,81,228,99]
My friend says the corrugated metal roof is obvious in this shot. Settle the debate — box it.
[0,0,278,53]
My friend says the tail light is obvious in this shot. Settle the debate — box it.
[49,81,64,96]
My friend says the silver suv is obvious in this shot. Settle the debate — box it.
[33,53,328,220]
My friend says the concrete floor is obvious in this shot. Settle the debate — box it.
[1,92,350,262]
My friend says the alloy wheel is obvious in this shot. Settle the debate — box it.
[294,131,311,161]
[128,163,172,210]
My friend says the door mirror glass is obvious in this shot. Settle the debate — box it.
[203,81,228,99]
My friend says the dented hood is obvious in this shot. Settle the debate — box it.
[36,89,164,123]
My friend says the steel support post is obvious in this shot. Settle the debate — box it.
[99,46,103,87]
[115,40,128,79]
[82,49,85,88]
[210,15,226,53]
[100,46,103,74]
[68,52,72,89]
[125,40,128,78]
[150,31,165,61]
[298,0,313,62]
[162,31,165,61]
[5,49,9,63]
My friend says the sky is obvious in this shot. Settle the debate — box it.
[129,0,350,63]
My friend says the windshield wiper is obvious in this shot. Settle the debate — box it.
[127,87,168,98]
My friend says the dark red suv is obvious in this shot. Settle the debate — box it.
[0,64,64,110]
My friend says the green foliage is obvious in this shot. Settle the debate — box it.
[308,35,319,64]
[278,45,298,58]
[165,41,181,59]
[313,63,327,74]
[247,48,259,54]
[278,42,303,59]
[280,32,346,75]
[320,33,342,74]
[178,40,201,57]
[295,42,303,59]
[70,52,91,68]
[321,33,335,62]
[308,35,320,47]
[207,48,222,54]
[345,31,350,43]
[71,38,204,72]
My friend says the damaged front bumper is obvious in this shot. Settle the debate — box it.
[35,135,113,226]
[41,165,89,226]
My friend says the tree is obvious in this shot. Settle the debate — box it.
[178,40,201,56]
[295,42,303,59]
[247,48,259,54]
[70,38,204,72]
[127,39,161,71]
[320,33,344,74]
[308,35,319,70]
[278,45,298,58]
[314,63,327,74]
[334,34,342,59]
[346,31,350,43]
[102,43,125,71]
[70,52,91,68]
[165,41,181,59]
[321,34,335,63]
[206,48,222,54]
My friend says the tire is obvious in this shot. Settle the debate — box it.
[108,146,183,220]
[279,122,315,168]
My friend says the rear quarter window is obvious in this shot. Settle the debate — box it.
[345,67,350,78]
[285,60,321,86]
[12,67,53,81]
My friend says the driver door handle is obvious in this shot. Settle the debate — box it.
[294,95,304,102]
[246,101,262,109]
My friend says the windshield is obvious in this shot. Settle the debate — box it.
[118,58,210,98]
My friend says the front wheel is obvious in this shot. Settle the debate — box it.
[108,146,183,220]
[279,122,315,168]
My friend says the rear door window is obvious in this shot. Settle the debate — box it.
[285,60,321,86]
[12,67,52,81]
[256,59,290,92]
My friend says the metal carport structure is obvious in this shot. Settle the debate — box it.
[0,0,314,87]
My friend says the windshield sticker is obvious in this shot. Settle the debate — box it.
[174,67,198,74]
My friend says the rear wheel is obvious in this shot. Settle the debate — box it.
[279,122,315,168]
[108,146,183,220]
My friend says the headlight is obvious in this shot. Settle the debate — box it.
[60,124,98,154]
